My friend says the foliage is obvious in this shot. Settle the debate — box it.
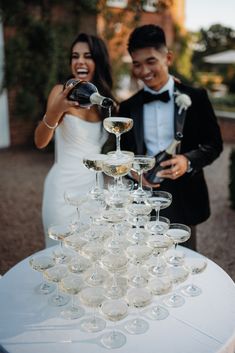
[229,149,235,210]
[170,24,193,84]
[210,94,235,112]
[1,0,97,121]
[191,24,235,89]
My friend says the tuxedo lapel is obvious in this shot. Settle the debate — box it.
[173,82,189,153]
[130,90,145,154]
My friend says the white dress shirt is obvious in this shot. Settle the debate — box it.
[143,75,175,156]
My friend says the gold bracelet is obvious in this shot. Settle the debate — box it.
[42,115,58,130]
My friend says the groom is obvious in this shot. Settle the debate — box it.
[118,24,223,250]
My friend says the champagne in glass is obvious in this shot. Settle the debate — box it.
[125,288,152,334]
[100,299,128,349]
[60,274,85,319]
[166,223,191,266]
[181,258,207,297]
[132,156,155,197]
[29,255,55,295]
[79,287,106,333]
[83,153,108,199]
[103,117,133,157]
[44,265,69,306]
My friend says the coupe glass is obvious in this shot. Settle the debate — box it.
[126,195,152,244]
[163,265,189,308]
[103,117,133,157]
[29,255,55,294]
[64,190,89,232]
[48,224,72,263]
[60,274,85,319]
[147,275,172,320]
[166,223,191,266]
[82,242,109,286]
[44,265,69,306]
[63,233,91,275]
[131,156,155,197]
[101,252,128,299]
[146,223,173,276]
[148,190,172,233]
[79,287,106,332]
[181,257,207,297]
[83,153,108,199]
[100,299,128,349]
[102,154,133,193]
[125,288,152,334]
[107,151,134,190]
[126,244,152,287]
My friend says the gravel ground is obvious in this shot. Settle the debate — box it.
[0,144,235,281]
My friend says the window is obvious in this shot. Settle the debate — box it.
[106,0,128,9]
[142,0,158,12]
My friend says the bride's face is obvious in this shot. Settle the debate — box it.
[71,41,95,82]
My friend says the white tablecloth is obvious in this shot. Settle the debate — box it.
[0,247,235,353]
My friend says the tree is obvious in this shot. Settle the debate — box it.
[192,24,235,75]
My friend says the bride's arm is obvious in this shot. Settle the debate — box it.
[34,83,79,149]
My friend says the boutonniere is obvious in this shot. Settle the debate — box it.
[174,90,192,115]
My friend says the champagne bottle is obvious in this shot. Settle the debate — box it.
[64,78,114,108]
[145,138,181,184]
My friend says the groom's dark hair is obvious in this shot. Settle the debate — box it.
[128,24,167,54]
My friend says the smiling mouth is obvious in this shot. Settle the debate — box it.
[143,74,154,81]
[76,68,89,79]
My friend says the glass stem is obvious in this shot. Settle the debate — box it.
[155,206,160,225]
[138,171,143,190]
[116,134,121,154]
[95,172,100,189]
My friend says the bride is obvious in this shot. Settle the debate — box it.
[34,33,116,247]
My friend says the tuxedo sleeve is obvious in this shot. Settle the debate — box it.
[183,88,223,172]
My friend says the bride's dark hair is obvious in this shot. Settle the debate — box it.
[69,33,116,104]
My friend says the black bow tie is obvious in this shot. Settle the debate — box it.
[143,90,170,104]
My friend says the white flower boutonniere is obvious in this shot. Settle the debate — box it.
[174,91,192,115]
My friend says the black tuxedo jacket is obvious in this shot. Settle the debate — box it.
[104,82,223,225]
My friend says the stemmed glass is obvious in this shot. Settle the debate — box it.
[126,195,152,244]
[163,264,189,308]
[60,274,85,319]
[63,235,90,274]
[148,190,172,233]
[29,255,55,294]
[79,286,106,333]
[147,275,172,320]
[181,257,207,297]
[102,153,133,192]
[82,242,109,286]
[44,265,69,306]
[48,224,72,263]
[125,287,152,334]
[107,150,134,190]
[131,156,155,197]
[146,218,173,276]
[101,252,128,299]
[64,190,89,232]
[126,244,152,287]
[103,117,133,157]
[83,153,108,199]
[166,223,191,266]
[100,299,128,349]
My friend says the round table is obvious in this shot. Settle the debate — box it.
[0,246,234,353]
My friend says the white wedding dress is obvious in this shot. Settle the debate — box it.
[42,114,107,247]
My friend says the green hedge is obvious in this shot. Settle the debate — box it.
[210,94,235,112]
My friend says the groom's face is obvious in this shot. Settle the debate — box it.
[131,47,172,91]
